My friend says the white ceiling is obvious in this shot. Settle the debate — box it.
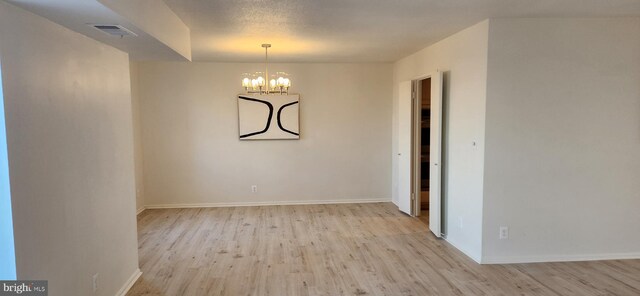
[163,0,640,62]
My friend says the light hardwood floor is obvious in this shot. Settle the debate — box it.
[127,203,640,295]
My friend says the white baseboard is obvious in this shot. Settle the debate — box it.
[136,207,146,215]
[481,252,640,264]
[115,268,142,296]
[144,198,392,209]
[443,238,482,264]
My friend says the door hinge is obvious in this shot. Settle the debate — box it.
[411,193,415,201]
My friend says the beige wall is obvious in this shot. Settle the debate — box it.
[135,62,393,207]
[392,20,489,262]
[0,1,139,295]
[130,62,146,212]
[482,18,640,263]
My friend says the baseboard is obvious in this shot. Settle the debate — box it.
[481,252,640,264]
[144,198,392,209]
[136,207,146,215]
[115,268,142,296]
[444,237,482,264]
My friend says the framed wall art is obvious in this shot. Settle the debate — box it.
[237,94,300,140]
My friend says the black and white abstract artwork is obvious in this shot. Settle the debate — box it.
[238,94,300,140]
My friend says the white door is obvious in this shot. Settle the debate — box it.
[397,81,413,215]
[429,71,443,237]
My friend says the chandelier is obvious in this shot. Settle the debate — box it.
[241,44,291,95]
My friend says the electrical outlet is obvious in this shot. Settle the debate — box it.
[499,226,509,239]
[251,185,257,193]
[92,273,99,293]
[458,217,463,228]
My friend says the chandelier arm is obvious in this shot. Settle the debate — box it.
[262,43,271,94]
[265,46,268,94]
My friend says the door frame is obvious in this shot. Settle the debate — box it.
[410,74,430,217]
[409,71,444,238]
[411,79,422,217]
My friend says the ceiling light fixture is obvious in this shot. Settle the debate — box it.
[241,44,291,95]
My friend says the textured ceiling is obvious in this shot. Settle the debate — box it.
[163,0,640,62]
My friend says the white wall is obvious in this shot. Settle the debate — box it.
[135,62,393,207]
[130,62,146,212]
[482,18,640,263]
[0,1,139,294]
[393,21,489,262]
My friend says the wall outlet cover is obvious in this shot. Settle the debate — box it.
[92,273,99,292]
[499,226,509,239]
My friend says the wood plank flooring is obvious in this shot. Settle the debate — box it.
[127,203,640,295]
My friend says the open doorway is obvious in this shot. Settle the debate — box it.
[416,78,431,226]
[397,71,442,237]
